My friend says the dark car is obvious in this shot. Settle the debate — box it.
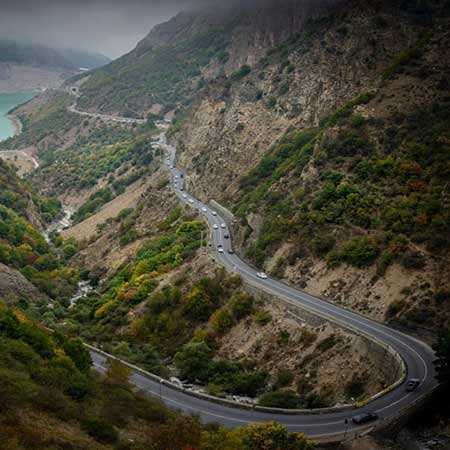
[228,249,234,254]
[352,412,379,425]
[224,234,230,239]
[405,378,420,392]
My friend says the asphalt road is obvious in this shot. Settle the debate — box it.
[145,127,436,439]
[64,104,437,441]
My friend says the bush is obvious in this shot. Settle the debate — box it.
[230,293,254,320]
[258,390,301,409]
[82,418,118,444]
[386,299,406,317]
[254,309,272,326]
[311,234,335,256]
[275,369,294,388]
[231,65,251,81]
[339,236,379,267]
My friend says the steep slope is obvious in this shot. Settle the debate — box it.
[171,0,450,335]
[75,0,342,117]
[0,304,314,450]
[0,158,79,307]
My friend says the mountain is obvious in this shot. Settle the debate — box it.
[0,40,110,92]
[75,0,341,116]
[0,40,110,71]
[1,1,450,448]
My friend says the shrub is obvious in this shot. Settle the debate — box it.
[275,369,294,388]
[82,418,118,444]
[311,234,335,256]
[316,335,337,352]
[386,299,406,317]
[231,65,251,81]
[339,236,379,267]
[254,309,272,326]
[258,390,301,409]
[230,293,254,320]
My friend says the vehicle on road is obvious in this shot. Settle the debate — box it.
[182,194,187,199]
[228,249,234,254]
[189,199,194,204]
[202,207,207,212]
[405,378,420,392]
[224,234,229,239]
[256,272,268,279]
[212,211,217,216]
[180,187,184,191]
[218,247,224,253]
[213,224,219,229]
[352,412,378,424]
[221,223,226,229]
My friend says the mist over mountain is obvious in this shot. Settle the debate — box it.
[0,40,110,70]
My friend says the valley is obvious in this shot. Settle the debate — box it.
[0,1,449,449]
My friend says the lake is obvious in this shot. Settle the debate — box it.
[0,91,37,141]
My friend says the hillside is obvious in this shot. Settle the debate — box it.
[0,303,313,450]
[170,0,450,336]
[0,0,449,447]
[74,0,340,117]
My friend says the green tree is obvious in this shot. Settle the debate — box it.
[241,422,314,450]
[174,341,213,382]
[63,338,92,373]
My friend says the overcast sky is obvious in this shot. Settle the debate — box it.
[0,0,204,58]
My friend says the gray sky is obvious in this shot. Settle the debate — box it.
[0,0,202,58]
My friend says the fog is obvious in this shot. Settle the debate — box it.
[0,0,341,58]
[0,0,202,58]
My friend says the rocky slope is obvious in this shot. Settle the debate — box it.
[74,0,343,117]
[170,0,450,337]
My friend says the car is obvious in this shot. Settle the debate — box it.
[202,207,207,213]
[228,249,234,254]
[256,272,268,279]
[180,187,184,191]
[224,234,230,239]
[182,194,187,199]
[211,211,217,216]
[213,224,219,229]
[189,199,194,204]
[218,247,224,254]
[175,175,178,179]
[351,412,379,425]
[405,378,420,392]
[220,223,227,229]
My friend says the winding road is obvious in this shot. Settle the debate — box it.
[65,99,437,442]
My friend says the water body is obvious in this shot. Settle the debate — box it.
[0,91,37,141]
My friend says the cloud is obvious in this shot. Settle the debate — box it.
[0,0,200,57]
[0,0,343,58]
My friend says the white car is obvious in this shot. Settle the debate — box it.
[182,194,187,199]
[202,207,207,213]
[221,223,227,229]
[189,199,194,204]
[213,224,219,230]
[257,272,268,279]
[211,211,217,216]
[218,247,224,254]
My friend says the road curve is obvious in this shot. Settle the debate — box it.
[66,102,437,441]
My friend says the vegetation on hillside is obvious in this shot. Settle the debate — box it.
[0,303,313,450]
[77,17,236,115]
[233,88,449,324]
[0,160,78,300]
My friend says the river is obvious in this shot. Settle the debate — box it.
[0,91,37,141]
